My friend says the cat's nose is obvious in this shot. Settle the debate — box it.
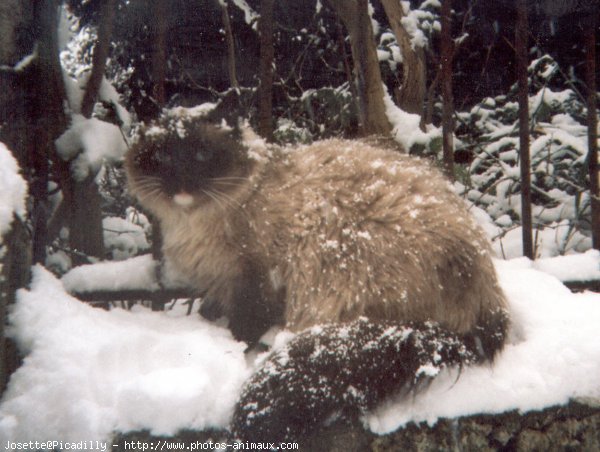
[173,192,194,207]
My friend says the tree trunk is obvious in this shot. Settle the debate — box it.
[584,14,599,250]
[0,0,27,66]
[0,218,31,394]
[31,0,68,263]
[220,0,239,90]
[151,0,168,108]
[516,0,534,259]
[257,0,275,141]
[424,70,440,128]
[149,0,169,309]
[380,0,426,116]
[327,0,391,136]
[0,1,34,179]
[67,0,118,265]
[0,0,61,395]
[440,0,454,179]
[64,175,106,263]
[80,0,117,118]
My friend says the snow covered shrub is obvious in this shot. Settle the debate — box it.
[273,85,357,144]
[456,54,593,257]
[103,215,151,261]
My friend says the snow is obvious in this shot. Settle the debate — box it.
[377,48,392,62]
[60,17,132,165]
[241,123,271,162]
[55,115,128,181]
[164,103,217,121]
[530,88,575,116]
[45,250,72,276]
[98,78,132,132]
[492,223,592,260]
[383,88,441,153]
[60,22,131,126]
[367,258,600,433]
[0,267,249,442]
[0,143,27,237]
[103,216,150,261]
[0,43,38,73]
[1,251,599,445]
[61,254,160,294]
[230,0,259,27]
[462,78,592,257]
[61,255,192,295]
[399,1,437,49]
[533,249,600,282]
[62,71,85,114]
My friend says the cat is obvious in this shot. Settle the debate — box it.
[125,114,509,442]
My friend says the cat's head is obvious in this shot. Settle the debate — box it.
[126,117,254,212]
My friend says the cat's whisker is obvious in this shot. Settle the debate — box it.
[205,189,239,212]
[134,180,163,192]
[203,188,251,222]
[211,188,245,210]
[208,176,249,182]
[202,189,227,211]
[212,180,245,187]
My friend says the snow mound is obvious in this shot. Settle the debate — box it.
[0,267,249,442]
[368,258,600,432]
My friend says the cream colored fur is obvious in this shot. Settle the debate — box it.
[127,136,508,337]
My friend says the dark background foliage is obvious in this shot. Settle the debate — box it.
[64,0,599,125]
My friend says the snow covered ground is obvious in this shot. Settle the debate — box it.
[368,256,600,433]
[0,251,599,445]
[0,266,249,443]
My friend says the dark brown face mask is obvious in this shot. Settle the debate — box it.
[128,119,252,204]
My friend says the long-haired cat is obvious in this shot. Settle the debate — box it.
[125,114,509,442]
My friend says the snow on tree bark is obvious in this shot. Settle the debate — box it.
[380,0,426,117]
[326,0,391,136]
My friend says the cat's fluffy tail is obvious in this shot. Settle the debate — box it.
[231,315,507,443]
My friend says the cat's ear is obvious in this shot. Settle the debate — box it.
[130,121,157,147]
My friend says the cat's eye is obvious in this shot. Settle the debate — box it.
[135,149,168,171]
